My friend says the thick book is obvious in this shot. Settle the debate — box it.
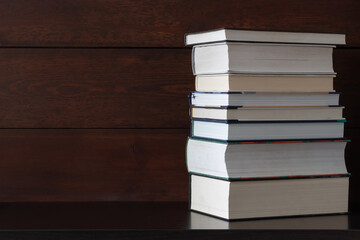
[191,119,345,141]
[192,42,334,75]
[186,137,348,180]
[190,91,339,107]
[191,106,344,121]
[190,174,349,220]
[195,74,334,92]
[185,29,346,46]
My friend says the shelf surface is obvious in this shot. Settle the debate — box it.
[0,201,360,229]
[0,202,359,239]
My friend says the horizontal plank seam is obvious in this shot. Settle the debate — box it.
[0,46,192,49]
[0,128,191,130]
[0,46,359,49]
[0,126,358,130]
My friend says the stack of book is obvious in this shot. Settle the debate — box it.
[185,29,349,220]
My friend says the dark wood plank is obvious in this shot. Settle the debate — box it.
[0,48,193,128]
[344,128,360,211]
[334,49,360,128]
[0,48,359,128]
[0,0,359,47]
[0,129,189,202]
[0,127,358,203]
[0,202,189,229]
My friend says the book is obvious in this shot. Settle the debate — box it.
[191,119,345,141]
[190,174,349,220]
[195,74,334,92]
[186,137,348,180]
[192,42,334,75]
[185,29,349,221]
[185,29,346,46]
[191,106,344,121]
[190,91,339,107]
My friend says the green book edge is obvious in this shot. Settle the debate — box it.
[187,136,350,145]
[189,171,351,182]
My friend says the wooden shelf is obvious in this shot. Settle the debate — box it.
[0,202,359,239]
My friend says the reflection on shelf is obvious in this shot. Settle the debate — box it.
[190,211,349,229]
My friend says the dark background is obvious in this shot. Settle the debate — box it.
[0,0,359,210]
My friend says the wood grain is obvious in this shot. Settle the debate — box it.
[344,127,360,209]
[0,202,190,229]
[334,49,360,128]
[0,48,359,128]
[0,127,358,202]
[0,0,359,206]
[0,48,193,128]
[0,0,359,47]
[0,129,189,202]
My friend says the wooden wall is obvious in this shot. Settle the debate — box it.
[0,0,359,209]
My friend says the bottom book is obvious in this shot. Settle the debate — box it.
[190,174,349,220]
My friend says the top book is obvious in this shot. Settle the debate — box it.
[185,29,346,46]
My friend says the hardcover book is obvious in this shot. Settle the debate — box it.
[190,174,349,220]
[192,42,334,75]
[186,137,348,180]
[191,119,345,141]
[190,91,339,107]
[190,106,344,121]
[195,74,335,92]
[185,29,346,46]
